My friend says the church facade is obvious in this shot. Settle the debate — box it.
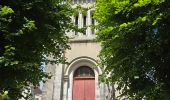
[42,1,115,100]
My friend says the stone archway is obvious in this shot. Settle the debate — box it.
[63,57,102,100]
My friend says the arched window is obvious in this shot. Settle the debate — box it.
[74,66,95,78]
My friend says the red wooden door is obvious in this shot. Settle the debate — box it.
[73,78,95,100]
[72,66,95,100]
[72,79,85,100]
[84,79,95,100]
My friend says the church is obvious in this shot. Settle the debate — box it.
[41,0,116,100]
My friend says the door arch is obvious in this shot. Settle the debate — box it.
[72,66,95,100]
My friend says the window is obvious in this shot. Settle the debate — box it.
[75,16,78,25]
[75,16,78,35]
[83,15,86,27]
[91,13,95,34]
[74,66,95,78]
[83,15,86,35]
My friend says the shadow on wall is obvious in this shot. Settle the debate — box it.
[105,83,115,100]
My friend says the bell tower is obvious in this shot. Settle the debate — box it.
[42,0,115,100]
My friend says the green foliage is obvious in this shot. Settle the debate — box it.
[0,91,10,100]
[0,0,72,99]
[95,0,170,99]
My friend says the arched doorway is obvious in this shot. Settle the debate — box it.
[72,66,95,100]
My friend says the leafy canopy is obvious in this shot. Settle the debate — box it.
[95,0,170,99]
[0,0,72,99]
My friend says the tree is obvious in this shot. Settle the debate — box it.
[0,0,72,99]
[95,0,170,99]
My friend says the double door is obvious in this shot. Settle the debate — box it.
[72,78,95,100]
